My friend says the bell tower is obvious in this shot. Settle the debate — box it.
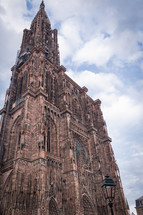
[0,1,130,215]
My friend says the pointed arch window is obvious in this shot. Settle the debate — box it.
[46,72,49,93]
[45,117,57,155]
[49,198,59,215]
[25,72,28,91]
[47,126,50,152]
[19,77,23,97]
[18,132,21,149]
[42,74,44,87]
[74,138,88,166]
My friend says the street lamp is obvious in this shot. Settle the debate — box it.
[101,175,116,215]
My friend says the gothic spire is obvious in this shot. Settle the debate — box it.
[19,1,60,67]
[30,0,51,31]
[21,0,51,49]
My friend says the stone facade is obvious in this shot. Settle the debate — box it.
[0,1,129,215]
[136,196,143,215]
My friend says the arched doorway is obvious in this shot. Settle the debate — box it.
[83,195,94,215]
[49,198,59,215]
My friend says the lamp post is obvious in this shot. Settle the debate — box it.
[101,175,116,215]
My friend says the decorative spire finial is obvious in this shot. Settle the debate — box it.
[40,0,45,9]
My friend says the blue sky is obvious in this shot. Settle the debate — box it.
[0,0,143,214]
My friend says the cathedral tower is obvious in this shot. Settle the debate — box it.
[0,2,129,215]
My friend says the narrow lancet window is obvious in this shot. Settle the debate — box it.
[47,126,50,152]
[18,132,21,149]
[19,77,23,97]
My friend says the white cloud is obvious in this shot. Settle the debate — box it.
[72,29,143,67]
[133,152,143,157]
[104,95,143,132]
[0,16,22,108]
[58,17,83,63]
[73,35,114,66]
[0,0,30,32]
[44,0,99,23]
[132,144,143,158]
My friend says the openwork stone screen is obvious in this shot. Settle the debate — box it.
[49,198,59,215]
[83,195,94,215]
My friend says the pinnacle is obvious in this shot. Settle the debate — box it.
[40,0,45,9]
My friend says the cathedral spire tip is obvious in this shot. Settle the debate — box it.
[40,0,45,9]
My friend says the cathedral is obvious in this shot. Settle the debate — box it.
[0,1,129,215]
